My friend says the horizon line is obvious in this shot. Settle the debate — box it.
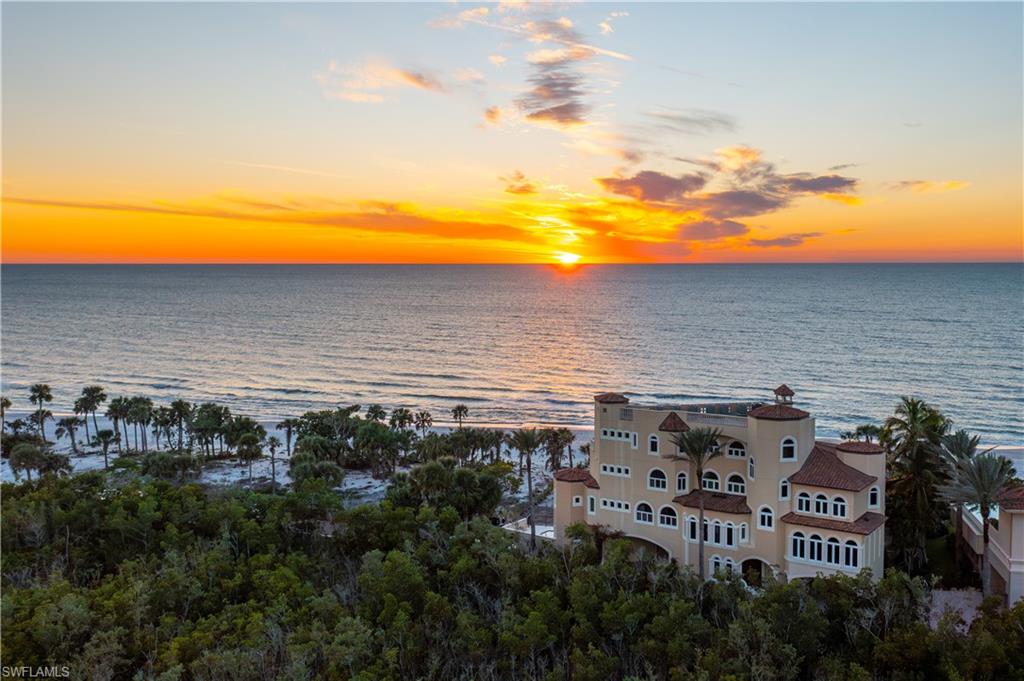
[2,260,1022,266]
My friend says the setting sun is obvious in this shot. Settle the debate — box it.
[556,252,581,265]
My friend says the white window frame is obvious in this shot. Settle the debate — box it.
[647,468,668,491]
[648,434,659,455]
[797,492,811,513]
[701,470,720,492]
[779,479,790,501]
[676,471,688,494]
[739,522,749,543]
[868,486,880,509]
[844,540,860,568]
[726,441,746,458]
[748,455,755,480]
[826,537,842,565]
[780,437,798,462]
[791,532,806,559]
[726,474,746,495]
[814,494,829,515]
[588,496,595,515]
[832,496,847,519]
[657,505,678,528]
[758,505,775,531]
[686,515,698,541]
[635,502,654,525]
[572,495,582,507]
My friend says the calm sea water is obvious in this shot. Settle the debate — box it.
[1,264,1021,444]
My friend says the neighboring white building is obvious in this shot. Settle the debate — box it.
[554,385,886,584]
[958,486,1024,605]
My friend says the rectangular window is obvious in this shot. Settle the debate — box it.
[572,496,582,507]
[588,497,595,514]
[619,408,633,421]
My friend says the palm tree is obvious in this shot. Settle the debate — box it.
[81,385,107,435]
[840,424,882,442]
[54,416,83,454]
[106,397,130,452]
[128,397,154,452]
[73,397,91,442]
[93,429,118,469]
[170,399,192,450]
[389,407,414,431]
[671,427,723,579]
[28,383,53,438]
[0,395,9,435]
[940,429,988,466]
[508,428,544,550]
[414,410,433,438]
[882,397,949,571]
[237,432,262,481]
[267,436,282,493]
[276,418,299,456]
[366,404,387,423]
[10,443,43,482]
[561,427,576,468]
[941,453,1015,592]
[451,404,469,429]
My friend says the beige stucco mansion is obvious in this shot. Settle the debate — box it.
[554,385,887,583]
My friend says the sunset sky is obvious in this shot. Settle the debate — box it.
[3,2,1022,264]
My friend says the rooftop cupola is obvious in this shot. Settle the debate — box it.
[773,384,795,404]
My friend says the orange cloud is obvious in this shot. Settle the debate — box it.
[891,180,970,194]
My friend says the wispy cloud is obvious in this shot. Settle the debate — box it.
[679,219,748,241]
[644,108,737,136]
[890,180,969,194]
[597,170,707,202]
[500,170,539,195]
[599,11,628,36]
[316,59,445,103]
[748,232,825,248]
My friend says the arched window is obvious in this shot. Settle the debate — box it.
[702,470,720,491]
[779,479,790,500]
[635,502,653,524]
[727,441,746,458]
[748,455,756,479]
[809,534,823,562]
[711,555,722,573]
[792,532,806,559]
[648,435,659,455]
[702,518,709,542]
[726,474,746,495]
[868,486,880,508]
[676,471,688,493]
[844,540,859,568]
[658,506,678,528]
[780,437,797,461]
[814,494,829,515]
[712,520,722,544]
[758,505,774,530]
[797,492,811,513]
[832,496,847,518]
[709,441,721,455]
[739,522,748,543]
[826,537,841,564]
[725,522,735,547]
[687,516,698,541]
[648,468,667,490]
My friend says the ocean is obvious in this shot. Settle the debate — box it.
[1,264,1022,445]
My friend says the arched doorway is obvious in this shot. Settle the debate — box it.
[623,535,671,561]
[741,558,771,587]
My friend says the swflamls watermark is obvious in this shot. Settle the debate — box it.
[1,667,71,678]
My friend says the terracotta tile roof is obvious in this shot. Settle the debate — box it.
[673,490,751,515]
[774,384,795,397]
[553,468,600,489]
[999,485,1024,511]
[748,403,810,421]
[781,511,886,535]
[594,392,629,404]
[658,412,690,433]
[836,440,885,454]
[788,442,877,492]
